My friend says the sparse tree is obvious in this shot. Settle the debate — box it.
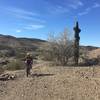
[39,29,74,66]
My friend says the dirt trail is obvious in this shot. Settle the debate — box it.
[1,64,100,100]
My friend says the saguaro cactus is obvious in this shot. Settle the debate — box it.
[73,21,81,66]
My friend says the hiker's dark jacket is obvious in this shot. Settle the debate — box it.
[25,56,33,65]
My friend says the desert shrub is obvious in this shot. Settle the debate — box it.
[15,52,26,59]
[82,58,99,66]
[0,66,4,74]
[97,56,100,65]
[14,48,26,59]
[6,60,25,70]
[7,49,16,57]
[80,55,100,66]
[38,29,74,66]
[0,45,12,50]
[0,49,15,57]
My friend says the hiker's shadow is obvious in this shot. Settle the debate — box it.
[31,73,54,78]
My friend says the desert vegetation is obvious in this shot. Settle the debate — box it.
[6,60,25,71]
[38,29,74,66]
[0,30,100,100]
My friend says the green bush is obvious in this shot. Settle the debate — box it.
[0,67,4,74]
[6,60,25,71]
[15,52,26,59]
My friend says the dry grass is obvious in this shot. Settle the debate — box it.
[0,67,4,75]
[0,63,100,100]
[88,48,100,59]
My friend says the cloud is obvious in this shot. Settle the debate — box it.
[49,5,69,14]
[1,6,45,23]
[78,11,88,16]
[78,2,100,16]
[15,24,45,33]
[45,0,84,15]
[13,13,45,23]
[16,30,22,33]
[69,4,78,9]
[7,7,38,16]
[55,6,69,13]
[78,1,84,6]
[69,0,84,9]
[92,3,100,8]
[24,24,45,30]
[78,7,91,16]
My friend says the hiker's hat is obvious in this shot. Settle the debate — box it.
[26,52,31,56]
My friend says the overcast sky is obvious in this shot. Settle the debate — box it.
[0,0,100,46]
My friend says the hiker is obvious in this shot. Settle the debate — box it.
[25,53,33,77]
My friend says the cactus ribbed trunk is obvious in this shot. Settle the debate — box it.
[73,21,81,66]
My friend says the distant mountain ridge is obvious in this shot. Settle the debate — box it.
[0,34,46,48]
[80,45,99,51]
[0,34,46,58]
[0,34,99,58]
[0,34,99,48]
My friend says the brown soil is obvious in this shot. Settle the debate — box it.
[0,64,100,100]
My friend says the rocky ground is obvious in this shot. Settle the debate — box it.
[0,63,100,100]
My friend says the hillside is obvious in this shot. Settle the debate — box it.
[0,34,46,48]
[88,48,100,59]
[0,34,100,67]
[0,34,99,50]
[0,34,46,58]
[80,46,99,51]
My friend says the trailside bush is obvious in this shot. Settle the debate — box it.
[6,60,25,70]
[0,67,4,74]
